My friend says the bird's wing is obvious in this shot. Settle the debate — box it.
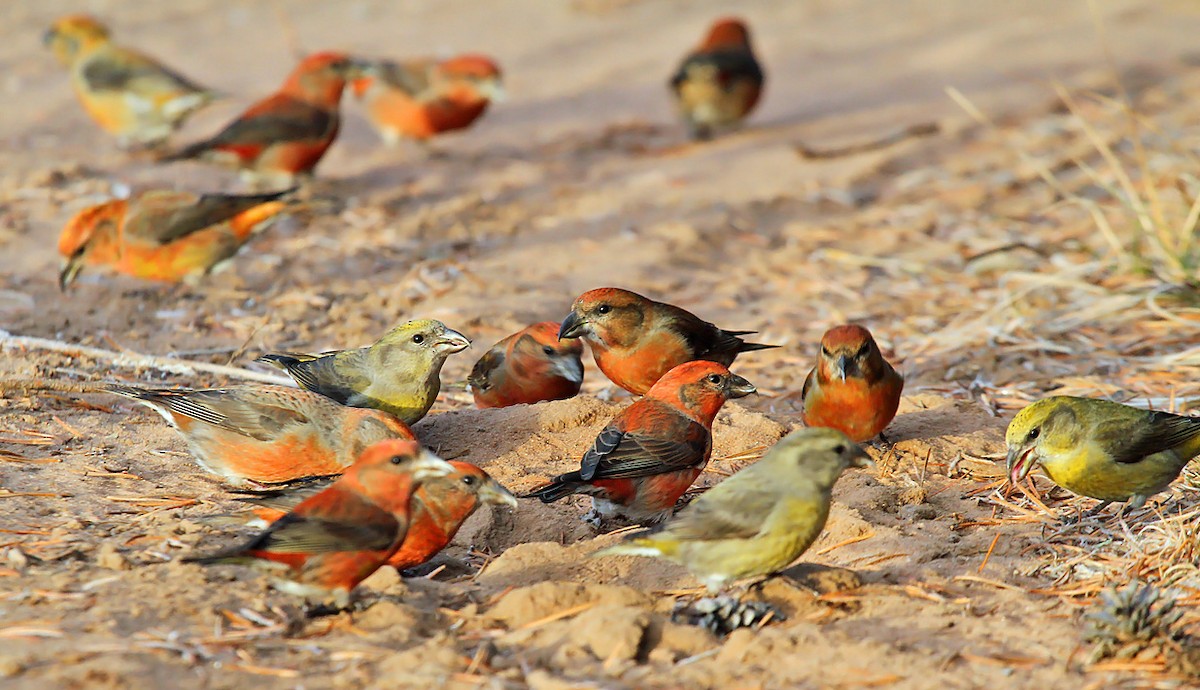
[1097,410,1200,464]
[677,49,763,88]
[656,480,779,541]
[375,59,434,97]
[206,95,336,149]
[125,189,290,244]
[248,491,400,554]
[264,349,369,404]
[82,50,208,95]
[579,414,709,481]
[146,388,311,441]
[467,347,505,391]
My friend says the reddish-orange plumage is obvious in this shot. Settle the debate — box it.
[524,361,756,523]
[103,383,415,487]
[801,325,904,442]
[669,17,764,140]
[469,322,584,408]
[56,188,290,289]
[557,287,775,395]
[165,52,359,184]
[352,54,502,145]
[188,440,455,606]
[238,461,516,572]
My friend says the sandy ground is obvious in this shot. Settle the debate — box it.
[6,0,1200,688]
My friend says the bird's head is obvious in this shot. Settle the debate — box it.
[701,17,753,50]
[285,51,367,103]
[817,324,886,383]
[558,287,651,348]
[1005,397,1082,486]
[512,321,585,383]
[354,439,455,487]
[433,461,519,511]
[377,319,471,365]
[437,54,505,102]
[44,15,110,64]
[651,361,756,422]
[57,200,126,291]
[766,427,873,488]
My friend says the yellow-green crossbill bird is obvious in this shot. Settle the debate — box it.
[594,427,871,593]
[258,319,470,425]
[1006,396,1200,511]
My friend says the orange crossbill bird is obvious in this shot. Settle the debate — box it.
[595,428,870,593]
[352,54,503,145]
[258,320,471,424]
[57,188,291,290]
[468,322,583,409]
[801,325,904,443]
[1006,397,1200,511]
[669,17,764,140]
[164,52,360,186]
[235,461,517,571]
[187,440,454,607]
[44,14,217,149]
[523,361,756,524]
[101,383,415,487]
[558,287,775,395]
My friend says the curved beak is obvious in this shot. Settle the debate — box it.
[552,355,584,384]
[478,478,518,509]
[59,257,83,292]
[480,78,506,103]
[850,444,874,469]
[726,374,756,399]
[1006,445,1036,485]
[833,355,852,382]
[410,449,456,483]
[435,328,471,354]
[558,311,587,340]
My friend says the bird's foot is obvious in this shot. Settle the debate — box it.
[671,595,785,637]
[870,432,894,454]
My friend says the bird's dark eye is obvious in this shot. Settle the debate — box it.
[832,444,847,455]
[821,346,832,357]
[412,334,425,344]
[706,374,722,384]
[390,455,404,465]
[461,475,477,486]
[1027,428,1040,441]
[596,304,612,314]
[543,346,555,355]
[855,343,871,358]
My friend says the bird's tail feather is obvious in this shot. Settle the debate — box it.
[520,473,584,503]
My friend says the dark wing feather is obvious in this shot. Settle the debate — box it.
[579,416,709,481]
[82,55,207,94]
[468,348,505,391]
[1097,410,1200,465]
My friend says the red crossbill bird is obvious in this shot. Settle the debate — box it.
[557,287,775,395]
[258,319,471,424]
[187,439,454,607]
[101,383,415,487]
[56,188,291,290]
[44,14,217,149]
[595,428,870,593]
[235,461,516,571]
[523,361,756,524]
[468,322,583,409]
[164,52,360,186]
[352,54,503,145]
[801,325,904,443]
[669,17,764,140]
[1007,397,1200,511]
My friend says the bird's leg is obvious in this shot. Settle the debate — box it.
[580,507,604,530]
[869,432,893,454]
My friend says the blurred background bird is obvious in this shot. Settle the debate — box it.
[56,188,292,290]
[801,325,903,443]
[258,319,471,424]
[595,427,870,593]
[74,382,415,487]
[558,287,775,395]
[353,54,503,147]
[186,439,453,608]
[235,460,516,572]
[1006,396,1200,511]
[44,14,217,149]
[469,321,583,408]
[163,51,361,187]
[523,361,755,525]
[669,17,764,141]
